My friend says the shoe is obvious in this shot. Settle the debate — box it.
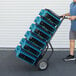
[63,55,76,62]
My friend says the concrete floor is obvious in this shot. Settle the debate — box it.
[0,50,76,76]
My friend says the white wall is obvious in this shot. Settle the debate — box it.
[0,0,73,48]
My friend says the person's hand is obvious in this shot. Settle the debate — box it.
[69,16,76,20]
[61,14,65,18]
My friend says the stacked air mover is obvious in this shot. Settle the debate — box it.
[15,9,61,65]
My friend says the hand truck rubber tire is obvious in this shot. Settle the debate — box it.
[37,59,48,71]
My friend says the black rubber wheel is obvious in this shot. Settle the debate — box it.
[37,59,48,71]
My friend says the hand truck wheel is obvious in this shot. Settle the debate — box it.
[37,59,48,71]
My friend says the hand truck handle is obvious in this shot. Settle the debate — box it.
[59,16,69,23]
[60,16,69,19]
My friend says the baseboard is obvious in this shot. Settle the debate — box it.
[0,47,74,51]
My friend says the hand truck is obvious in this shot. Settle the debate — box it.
[15,8,68,71]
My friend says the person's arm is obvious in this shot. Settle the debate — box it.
[61,13,76,20]
[64,13,70,16]
[61,13,70,17]
[69,16,76,20]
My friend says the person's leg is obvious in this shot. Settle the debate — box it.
[63,30,76,61]
[69,40,75,56]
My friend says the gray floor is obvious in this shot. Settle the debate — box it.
[0,50,76,76]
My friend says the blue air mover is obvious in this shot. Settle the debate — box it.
[29,23,51,42]
[15,45,37,65]
[25,31,46,50]
[39,9,61,26]
[19,38,42,57]
[34,16,56,35]
[20,38,41,50]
